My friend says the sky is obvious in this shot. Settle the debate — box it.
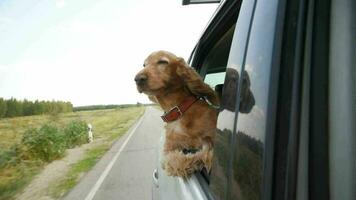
[0,0,218,106]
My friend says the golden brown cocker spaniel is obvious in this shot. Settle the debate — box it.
[135,50,219,178]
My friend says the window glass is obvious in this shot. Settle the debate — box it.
[210,68,238,200]
[199,0,257,199]
[229,0,279,199]
[201,24,236,200]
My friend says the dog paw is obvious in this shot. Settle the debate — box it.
[163,150,210,178]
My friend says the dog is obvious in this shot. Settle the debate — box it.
[87,124,93,143]
[135,50,219,178]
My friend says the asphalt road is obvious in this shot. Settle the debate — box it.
[62,107,163,200]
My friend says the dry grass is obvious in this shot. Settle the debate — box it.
[0,107,144,151]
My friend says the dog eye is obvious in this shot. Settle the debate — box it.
[143,63,146,67]
[157,60,169,65]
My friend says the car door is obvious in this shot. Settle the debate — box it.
[190,0,355,200]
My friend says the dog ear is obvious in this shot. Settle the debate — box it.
[239,70,255,113]
[176,58,219,106]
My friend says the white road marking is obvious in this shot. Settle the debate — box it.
[84,114,145,200]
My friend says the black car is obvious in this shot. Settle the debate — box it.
[153,0,355,199]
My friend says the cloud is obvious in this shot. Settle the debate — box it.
[237,105,266,141]
[0,65,9,87]
[55,0,67,9]
[0,17,13,24]
[0,17,14,33]
[244,64,256,77]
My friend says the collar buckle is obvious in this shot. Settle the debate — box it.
[160,96,198,123]
[170,106,183,118]
[161,106,183,122]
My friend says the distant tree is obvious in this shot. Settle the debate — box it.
[5,98,15,117]
[67,102,73,112]
[63,101,73,113]
[0,98,73,118]
[17,99,24,116]
[23,99,34,116]
[6,98,23,117]
[33,100,44,115]
[0,98,7,118]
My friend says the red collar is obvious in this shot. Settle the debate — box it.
[161,96,199,122]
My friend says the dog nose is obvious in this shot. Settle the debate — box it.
[135,74,147,85]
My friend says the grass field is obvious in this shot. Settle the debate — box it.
[0,106,144,151]
[0,106,145,200]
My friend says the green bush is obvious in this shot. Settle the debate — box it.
[19,120,88,162]
[21,124,66,162]
[0,120,89,200]
[64,120,87,148]
[0,146,19,169]
[1,120,88,167]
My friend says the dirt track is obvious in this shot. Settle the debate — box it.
[15,139,105,200]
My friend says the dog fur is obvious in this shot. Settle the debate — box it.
[135,50,219,178]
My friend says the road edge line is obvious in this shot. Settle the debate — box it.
[84,112,145,200]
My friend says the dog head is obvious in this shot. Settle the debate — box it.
[135,50,219,106]
[221,68,255,113]
[239,70,255,113]
[134,51,183,96]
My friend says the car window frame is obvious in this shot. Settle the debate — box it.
[190,0,242,77]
